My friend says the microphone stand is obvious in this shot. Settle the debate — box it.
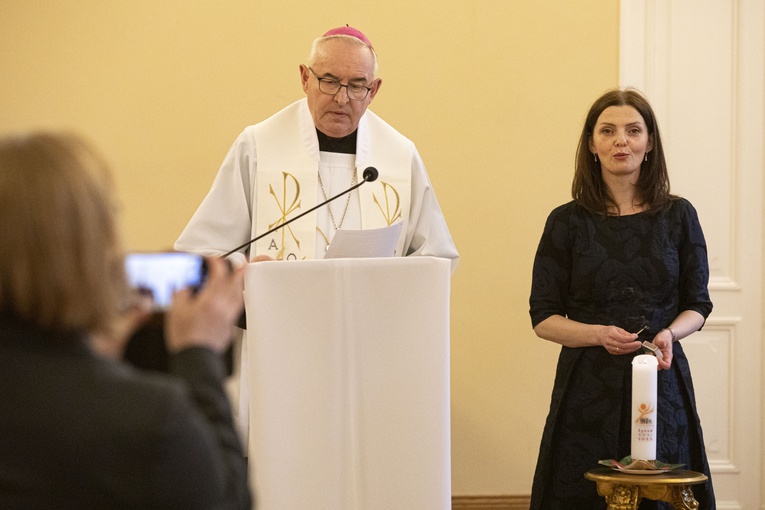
[221,168,378,259]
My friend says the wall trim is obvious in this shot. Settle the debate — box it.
[452,495,530,510]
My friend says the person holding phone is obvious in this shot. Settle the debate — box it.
[0,132,252,509]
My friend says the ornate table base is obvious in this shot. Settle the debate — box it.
[585,467,708,510]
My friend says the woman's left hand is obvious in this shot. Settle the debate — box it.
[651,328,674,370]
[90,291,154,358]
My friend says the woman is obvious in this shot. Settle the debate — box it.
[529,89,715,509]
[0,132,251,509]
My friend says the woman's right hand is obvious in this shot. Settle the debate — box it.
[534,315,642,354]
[596,325,642,355]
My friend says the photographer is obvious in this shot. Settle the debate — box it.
[0,132,251,509]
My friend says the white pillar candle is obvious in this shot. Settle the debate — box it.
[631,354,659,461]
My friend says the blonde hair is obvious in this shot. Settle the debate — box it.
[0,132,127,334]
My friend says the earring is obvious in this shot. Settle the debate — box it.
[644,153,648,162]
[594,153,598,162]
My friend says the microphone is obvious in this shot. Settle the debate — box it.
[362,166,378,182]
[221,167,379,259]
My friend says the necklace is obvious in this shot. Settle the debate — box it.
[318,170,356,230]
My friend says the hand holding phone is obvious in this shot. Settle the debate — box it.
[165,256,245,354]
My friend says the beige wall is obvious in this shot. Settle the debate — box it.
[0,0,619,496]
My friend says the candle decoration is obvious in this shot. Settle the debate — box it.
[631,354,658,461]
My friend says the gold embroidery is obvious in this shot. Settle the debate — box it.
[316,227,330,248]
[372,181,402,226]
[268,172,302,259]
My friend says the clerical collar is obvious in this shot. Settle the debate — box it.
[316,129,357,154]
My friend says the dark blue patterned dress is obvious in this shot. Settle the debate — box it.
[528,198,715,509]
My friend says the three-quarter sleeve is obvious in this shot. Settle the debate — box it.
[677,199,713,319]
[529,204,573,328]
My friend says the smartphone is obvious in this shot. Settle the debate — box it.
[125,252,206,310]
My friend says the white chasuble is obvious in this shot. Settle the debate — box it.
[251,99,411,260]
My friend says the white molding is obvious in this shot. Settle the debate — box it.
[618,0,645,89]
[708,277,741,292]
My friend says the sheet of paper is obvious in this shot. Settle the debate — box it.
[324,222,403,259]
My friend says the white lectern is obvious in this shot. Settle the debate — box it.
[244,256,451,510]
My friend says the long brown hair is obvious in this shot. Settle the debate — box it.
[572,88,674,215]
[0,132,127,334]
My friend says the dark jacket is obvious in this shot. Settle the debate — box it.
[0,315,251,510]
